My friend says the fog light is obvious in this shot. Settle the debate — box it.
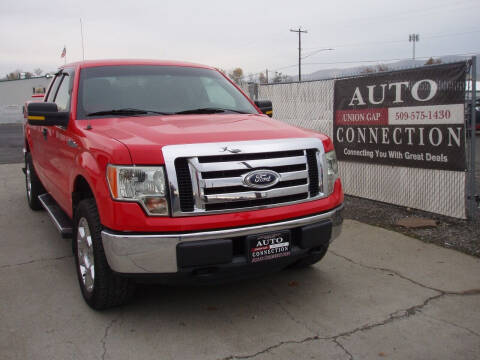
[143,197,168,214]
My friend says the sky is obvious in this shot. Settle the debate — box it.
[0,0,479,78]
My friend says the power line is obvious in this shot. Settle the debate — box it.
[302,51,480,66]
[302,48,334,60]
[304,29,480,55]
[424,29,480,40]
[248,50,479,80]
[311,0,478,32]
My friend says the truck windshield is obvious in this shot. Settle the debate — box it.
[77,65,258,119]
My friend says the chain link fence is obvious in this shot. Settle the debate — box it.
[250,59,478,220]
[465,59,480,225]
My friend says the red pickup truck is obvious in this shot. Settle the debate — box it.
[24,59,344,309]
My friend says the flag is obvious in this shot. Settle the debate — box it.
[60,46,66,58]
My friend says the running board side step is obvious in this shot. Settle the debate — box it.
[38,193,73,238]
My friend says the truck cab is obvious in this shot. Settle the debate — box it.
[24,60,344,310]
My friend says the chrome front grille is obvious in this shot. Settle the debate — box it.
[162,138,327,216]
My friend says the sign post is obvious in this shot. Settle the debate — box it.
[469,56,477,216]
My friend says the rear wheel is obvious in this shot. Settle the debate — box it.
[74,198,135,310]
[25,152,45,211]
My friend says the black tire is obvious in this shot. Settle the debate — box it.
[25,152,45,211]
[289,245,329,269]
[73,198,135,310]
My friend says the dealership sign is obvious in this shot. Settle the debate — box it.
[333,62,467,171]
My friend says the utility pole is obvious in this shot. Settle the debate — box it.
[409,33,419,60]
[290,27,308,82]
[265,69,269,83]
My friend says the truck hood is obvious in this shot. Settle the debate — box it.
[79,114,331,164]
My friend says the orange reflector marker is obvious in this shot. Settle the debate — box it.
[107,166,118,198]
[27,115,45,120]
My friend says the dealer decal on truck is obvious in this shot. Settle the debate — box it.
[249,232,291,263]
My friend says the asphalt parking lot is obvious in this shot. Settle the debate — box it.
[0,123,24,164]
[1,163,479,360]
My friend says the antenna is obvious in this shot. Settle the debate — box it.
[80,18,85,61]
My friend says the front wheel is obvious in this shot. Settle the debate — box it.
[74,198,135,310]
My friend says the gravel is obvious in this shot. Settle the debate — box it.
[343,195,480,258]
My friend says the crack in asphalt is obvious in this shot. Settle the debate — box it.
[420,313,480,338]
[217,293,444,360]
[0,255,73,269]
[217,252,480,360]
[329,293,446,341]
[265,285,317,335]
[100,318,118,360]
[329,250,445,293]
[329,250,480,296]
[218,336,320,360]
[333,338,354,360]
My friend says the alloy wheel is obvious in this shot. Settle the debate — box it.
[77,217,95,293]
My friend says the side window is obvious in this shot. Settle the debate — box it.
[45,75,62,102]
[53,75,71,111]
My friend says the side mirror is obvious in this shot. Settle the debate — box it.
[27,102,69,127]
[254,100,273,117]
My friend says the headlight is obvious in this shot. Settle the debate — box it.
[325,150,339,195]
[107,165,168,216]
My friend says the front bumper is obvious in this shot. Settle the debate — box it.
[101,204,344,274]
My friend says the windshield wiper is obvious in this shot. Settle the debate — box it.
[87,108,171,117]
[173,107,250,115]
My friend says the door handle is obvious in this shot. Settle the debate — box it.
[42,128,48,140]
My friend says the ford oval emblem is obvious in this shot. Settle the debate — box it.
[243,169,280,189]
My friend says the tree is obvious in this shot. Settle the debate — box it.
[376,64,389,72]
[25,72,33,79]
[6,70,21,80]
[360,64,389,74]
[272,71,289,83]
[425,57,442,65]
[360,67,375,74]
[259,72,267,84]
[228,67,244,84]
[34,68,43,76]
